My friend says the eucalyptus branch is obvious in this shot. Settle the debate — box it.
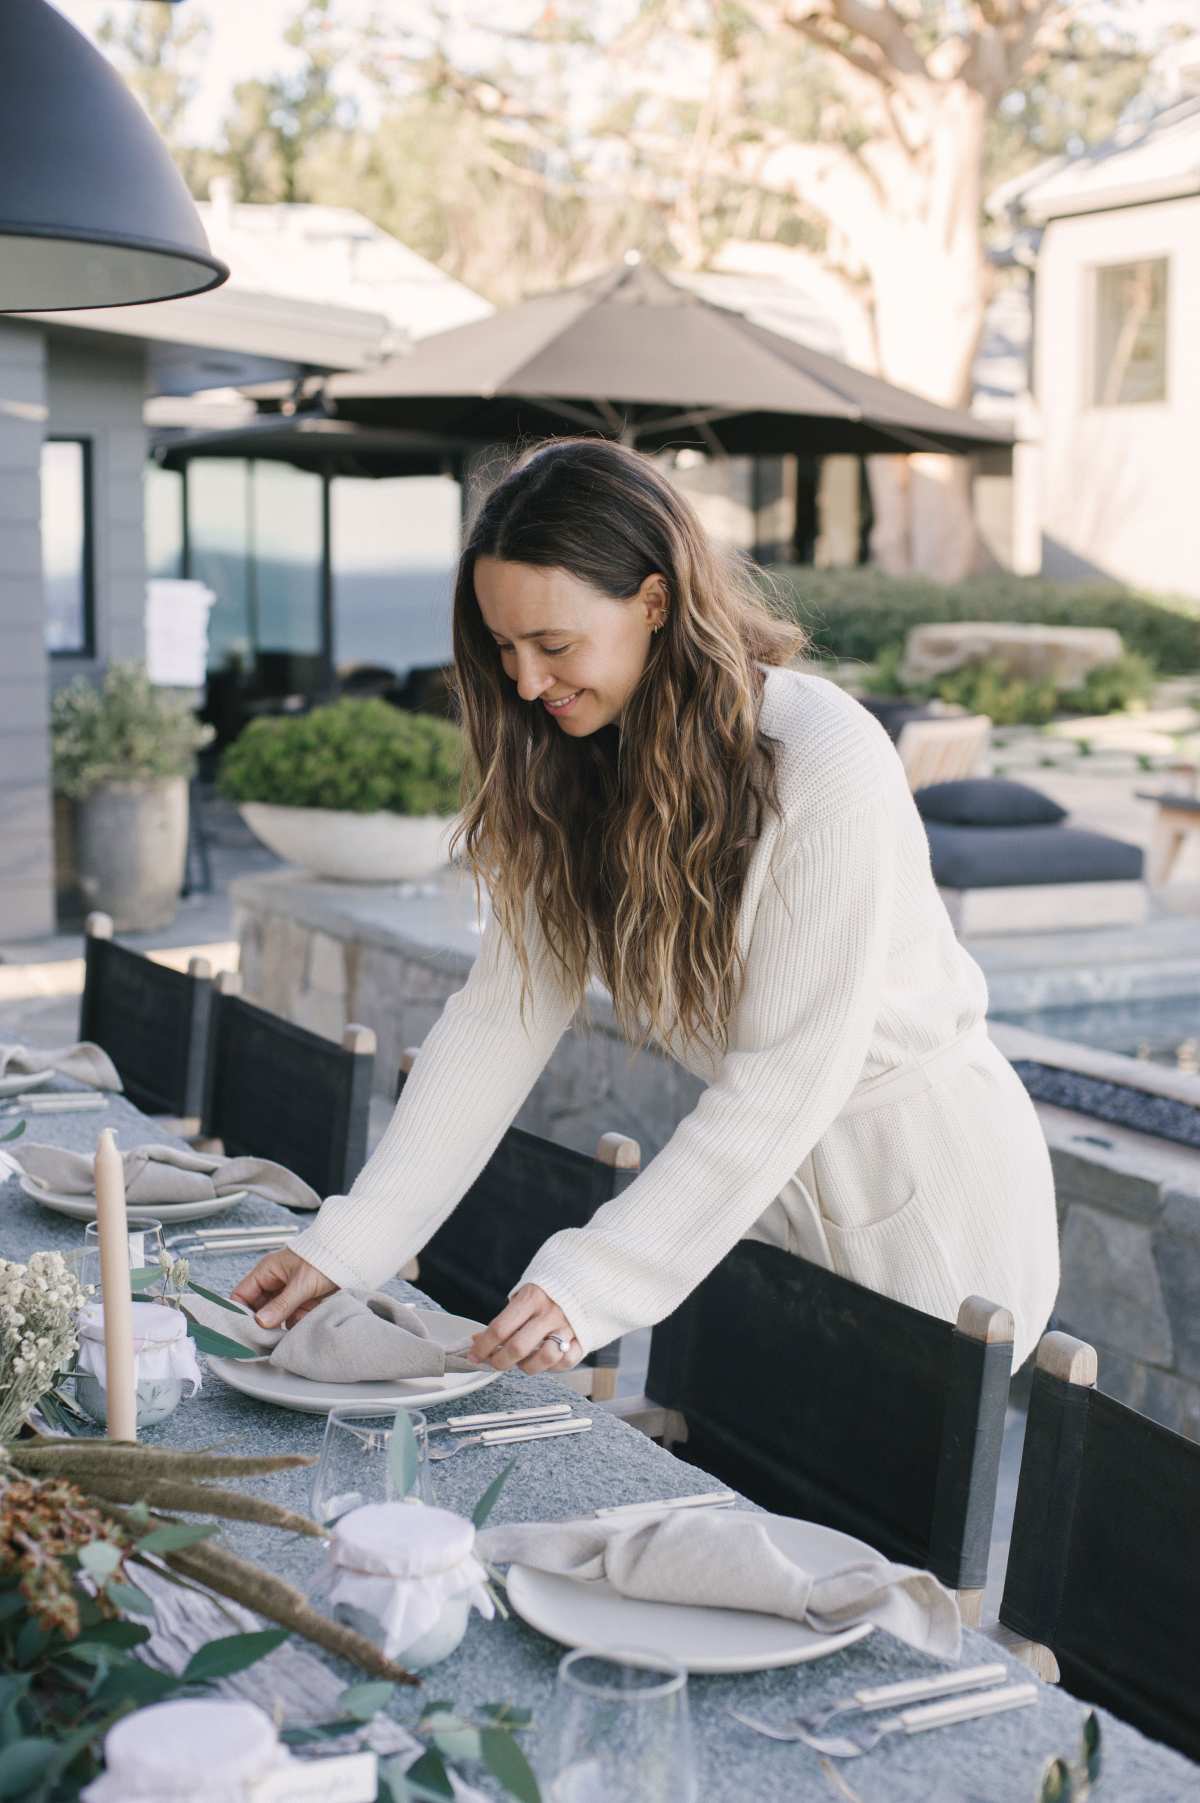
[56,1473,325,1539]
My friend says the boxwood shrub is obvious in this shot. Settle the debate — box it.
[218,699,465,816]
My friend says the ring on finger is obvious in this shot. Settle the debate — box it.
[543,1330,571,1356]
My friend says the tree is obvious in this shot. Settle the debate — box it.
[96,1,218,192]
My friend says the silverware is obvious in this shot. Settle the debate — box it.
[166,1233,299,1256]
[596,1489,736,1518]
[730,1662,1009,1741]
[736,1683,1038,1759]
[428,1416,592,1461]
[429,1402,573,1435]
[165,1224,298,1249]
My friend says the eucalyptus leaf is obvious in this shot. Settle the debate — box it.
[337,1681,396,1722]
[0,1737,56,1799]
[186,1318,261,1361]
[70,1621,150,1652]
[1083,1711,1102,1782]
[0,1122,25,1144]
[388,1408,419,1501]
[76,1541,122,1581]
[136,1523,220,1556]
[184,1280,242,1315]
[402,1749,454,1801]
[481,1703,533,1728]
[1039,1756,1072,1803]
[472,1456,517,1530]
[481,1726,541,1803]
[130,1267,163,1293]
[426,1711,481,1764]
[104,1582,155,1617]
[0,1596,25,1624]
[182,1627,288,1683]
[90,1663,179,1710]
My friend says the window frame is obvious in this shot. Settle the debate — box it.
[42,435,96,659]
[1089,254,1170,411]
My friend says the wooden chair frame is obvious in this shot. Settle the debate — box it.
[396,1046,639,1403]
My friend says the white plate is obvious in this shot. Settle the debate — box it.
[206,1309,502,1414]
[506,1514,877,1674]
[0,1070,56,1098]
[19,1176,248,1225]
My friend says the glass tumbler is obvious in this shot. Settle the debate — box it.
[309,1407,434,1527]
[79,1219,168,1300]
[536,1647,698,1803]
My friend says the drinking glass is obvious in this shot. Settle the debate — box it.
[77,1219,168,1300]
[309,1407,434,1527]
[536,1647,698,1802]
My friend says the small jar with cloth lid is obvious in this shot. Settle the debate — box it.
[320,1500,495,1668]
[81,1697,293,1801]
[74,1299,202,1430]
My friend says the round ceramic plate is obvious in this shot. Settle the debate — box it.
[0,1070,56,1098]
[19,1176,248,1225]
[506,1514,877,1674]
[206,1309,501,1414]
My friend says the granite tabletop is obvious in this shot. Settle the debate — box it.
[3,1088,1197,1801]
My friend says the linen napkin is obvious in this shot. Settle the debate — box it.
[0,1040,121,1092]
[15,1141,320,1211]
[184,1289,478,1382]
[476,1512,962,1660]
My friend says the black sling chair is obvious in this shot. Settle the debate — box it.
[999,1331,1200,1763]
[199,971,375,1203]
[626,1239,1014,1625]
[395,1047,639,1401]
[79,911,212,1120]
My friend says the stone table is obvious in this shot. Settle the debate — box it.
[3,1090,1198,1800]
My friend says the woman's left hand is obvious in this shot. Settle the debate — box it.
[469,1283,580,1374]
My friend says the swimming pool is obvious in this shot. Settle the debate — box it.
[994,994,1200,1072]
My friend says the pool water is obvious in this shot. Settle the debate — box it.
[995,995,1200,1073]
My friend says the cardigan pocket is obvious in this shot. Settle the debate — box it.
[823,1187,959,1324]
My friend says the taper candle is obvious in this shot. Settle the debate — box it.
[93,1128,136,1441]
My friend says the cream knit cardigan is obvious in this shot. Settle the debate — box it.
[291,670,1060,1367]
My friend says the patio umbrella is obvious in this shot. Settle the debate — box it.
[152,415,464,481]
[315,259,1011,458]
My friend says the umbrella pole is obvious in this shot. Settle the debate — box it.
[320,465,335,701]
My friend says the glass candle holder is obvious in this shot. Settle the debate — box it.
[73,1299,201,1430]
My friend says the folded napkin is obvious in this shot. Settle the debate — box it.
[476,1513,962,1660]
[0,1040,121,1092]
[184,1289,477,1382]
[15,1141,319,1211]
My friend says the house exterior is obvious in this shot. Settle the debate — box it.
[0,204,490,942]
[992,84,1200,597]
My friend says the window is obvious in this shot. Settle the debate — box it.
[145,463,185,578]
[41,438,93,655]
[1093,258,1168,407]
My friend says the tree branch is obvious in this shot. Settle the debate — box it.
[787,1,929,80]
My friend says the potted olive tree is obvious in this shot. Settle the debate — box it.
[51,664,213,931]
[218,698,465,882]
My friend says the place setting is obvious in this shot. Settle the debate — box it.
[9,1136,318,1226]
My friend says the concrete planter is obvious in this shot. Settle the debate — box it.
[75,777,187,931]
[239,802,454,882]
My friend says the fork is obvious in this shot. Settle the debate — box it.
[730,1661,1008,1741]
[428,1417,592,1460]
[737,1683,1038,1759]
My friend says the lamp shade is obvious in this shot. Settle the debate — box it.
[0,0,228,312]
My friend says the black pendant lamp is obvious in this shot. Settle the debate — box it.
[0,0,228,312]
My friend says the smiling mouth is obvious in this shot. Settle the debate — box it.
[543,691,582,713]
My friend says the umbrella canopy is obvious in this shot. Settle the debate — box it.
[152,414,463,480]
[317,260,1011,458]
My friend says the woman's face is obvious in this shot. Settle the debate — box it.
[474,557,665,736]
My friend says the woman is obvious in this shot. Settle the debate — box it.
[233,438,1059,1372]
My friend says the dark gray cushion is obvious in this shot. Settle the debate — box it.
[855,696,938,743]
[916,778,1067,827]
[927,822,1143,889]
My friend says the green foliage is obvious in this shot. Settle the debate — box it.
[218,700,465,817]
[863,647,1153,727]
[1060,651,1156,716]
[50,665,213,802]
[768,568,1200,676]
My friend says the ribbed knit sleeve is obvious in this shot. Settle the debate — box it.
[520,794,899,1354]
[288,899,577,1293]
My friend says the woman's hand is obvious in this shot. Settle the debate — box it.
[231,1248,337,1330]
[469,1283,580,1375]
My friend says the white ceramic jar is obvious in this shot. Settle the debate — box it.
[74,1299,202,1430]
[81,1697,292,1801]
[322,1500,495,1669]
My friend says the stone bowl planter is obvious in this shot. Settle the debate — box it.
[239,802,454,883]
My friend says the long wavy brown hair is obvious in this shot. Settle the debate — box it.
[448,438,807,1063]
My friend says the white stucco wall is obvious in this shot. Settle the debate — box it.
[1035,194,1200,596]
